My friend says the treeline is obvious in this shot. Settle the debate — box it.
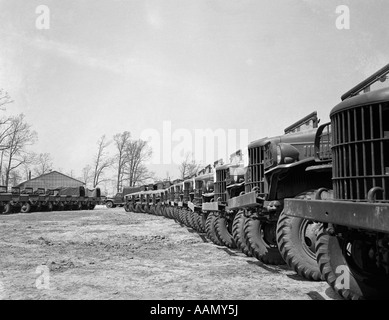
[0,90,48,187]
[80,132,154,194]
[0,89,154,193]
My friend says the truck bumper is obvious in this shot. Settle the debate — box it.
[202,202,225,212]
[187,201,201,212]
[227,191,260,210]
[284,199,389,233]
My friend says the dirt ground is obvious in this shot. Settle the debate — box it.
[0,206,341,300]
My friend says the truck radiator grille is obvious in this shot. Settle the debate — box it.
[332,103,389,202]
[194,180,203,206]
[245,146,265,194]
[215,168,227,202]
[183,190,189,202]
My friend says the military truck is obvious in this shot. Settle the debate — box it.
[225,112,332,280]
[202,152,246,249]
[105,186,142,208]
[0,186,101,214]
[191,165,215,234]
[284,64,389,299]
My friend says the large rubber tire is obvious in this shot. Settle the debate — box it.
[143,204,149,214]
[177,208,184,224]
[2,203,13,214]
[161,206,167,217]
[47,202,53,212]
[20,202,32,214]
[187,211,197,230]
[135,204,142,213]
[124,203,131,212]
[206,212,224,246]
[215,214,237,249]
[178,208,186,225]
[316,225,389,300]
[106,201,114,208]
[166,205,173,219]
[165,206,172,218]
[149,205,156,215]
[245,217,285,265]
[155,204,163,216]
[192,211,201,232]
[197,212,207,233]
[20,202,31,213]
[183,209,192,227]
[277,210,323,281]
[173,207,180,220]
[232,211,252,257]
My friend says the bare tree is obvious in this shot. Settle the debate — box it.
[80,164,93,187]
[0,89,13,110]
[20,153,39,181]
[131,162,155,186]
[33,153,53,177]
[3,114,37,187]
[9,170,22,187]
[92,135,113,188]
[0,116,14,180]
[113,131,131,193]
[0,90,14,180]
[179,152,200,179]
[123,139,153,187]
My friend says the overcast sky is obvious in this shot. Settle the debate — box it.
[0,0,387,188]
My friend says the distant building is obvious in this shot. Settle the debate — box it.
[16,171,84,190]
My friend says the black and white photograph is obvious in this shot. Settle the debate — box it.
[0,0,388,306]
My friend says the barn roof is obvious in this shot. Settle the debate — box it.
[16,170,84,187]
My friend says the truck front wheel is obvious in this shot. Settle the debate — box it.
[215,214,237,249]
[316,225,389,300]
[276,210,323,281]
[206,212,224,246]
[20,202,32,214]
[196,212,207,233]
[232,210,252,257]
[244,217,285,265]
[106,201,114,208]
[3,203,13,214]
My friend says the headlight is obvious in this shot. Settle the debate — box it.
[277,145,282,164]
[226,170,230,181]
[277,143,299,164]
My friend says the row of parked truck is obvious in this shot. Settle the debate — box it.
[0,186,101,214]
[120,64,389,300]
